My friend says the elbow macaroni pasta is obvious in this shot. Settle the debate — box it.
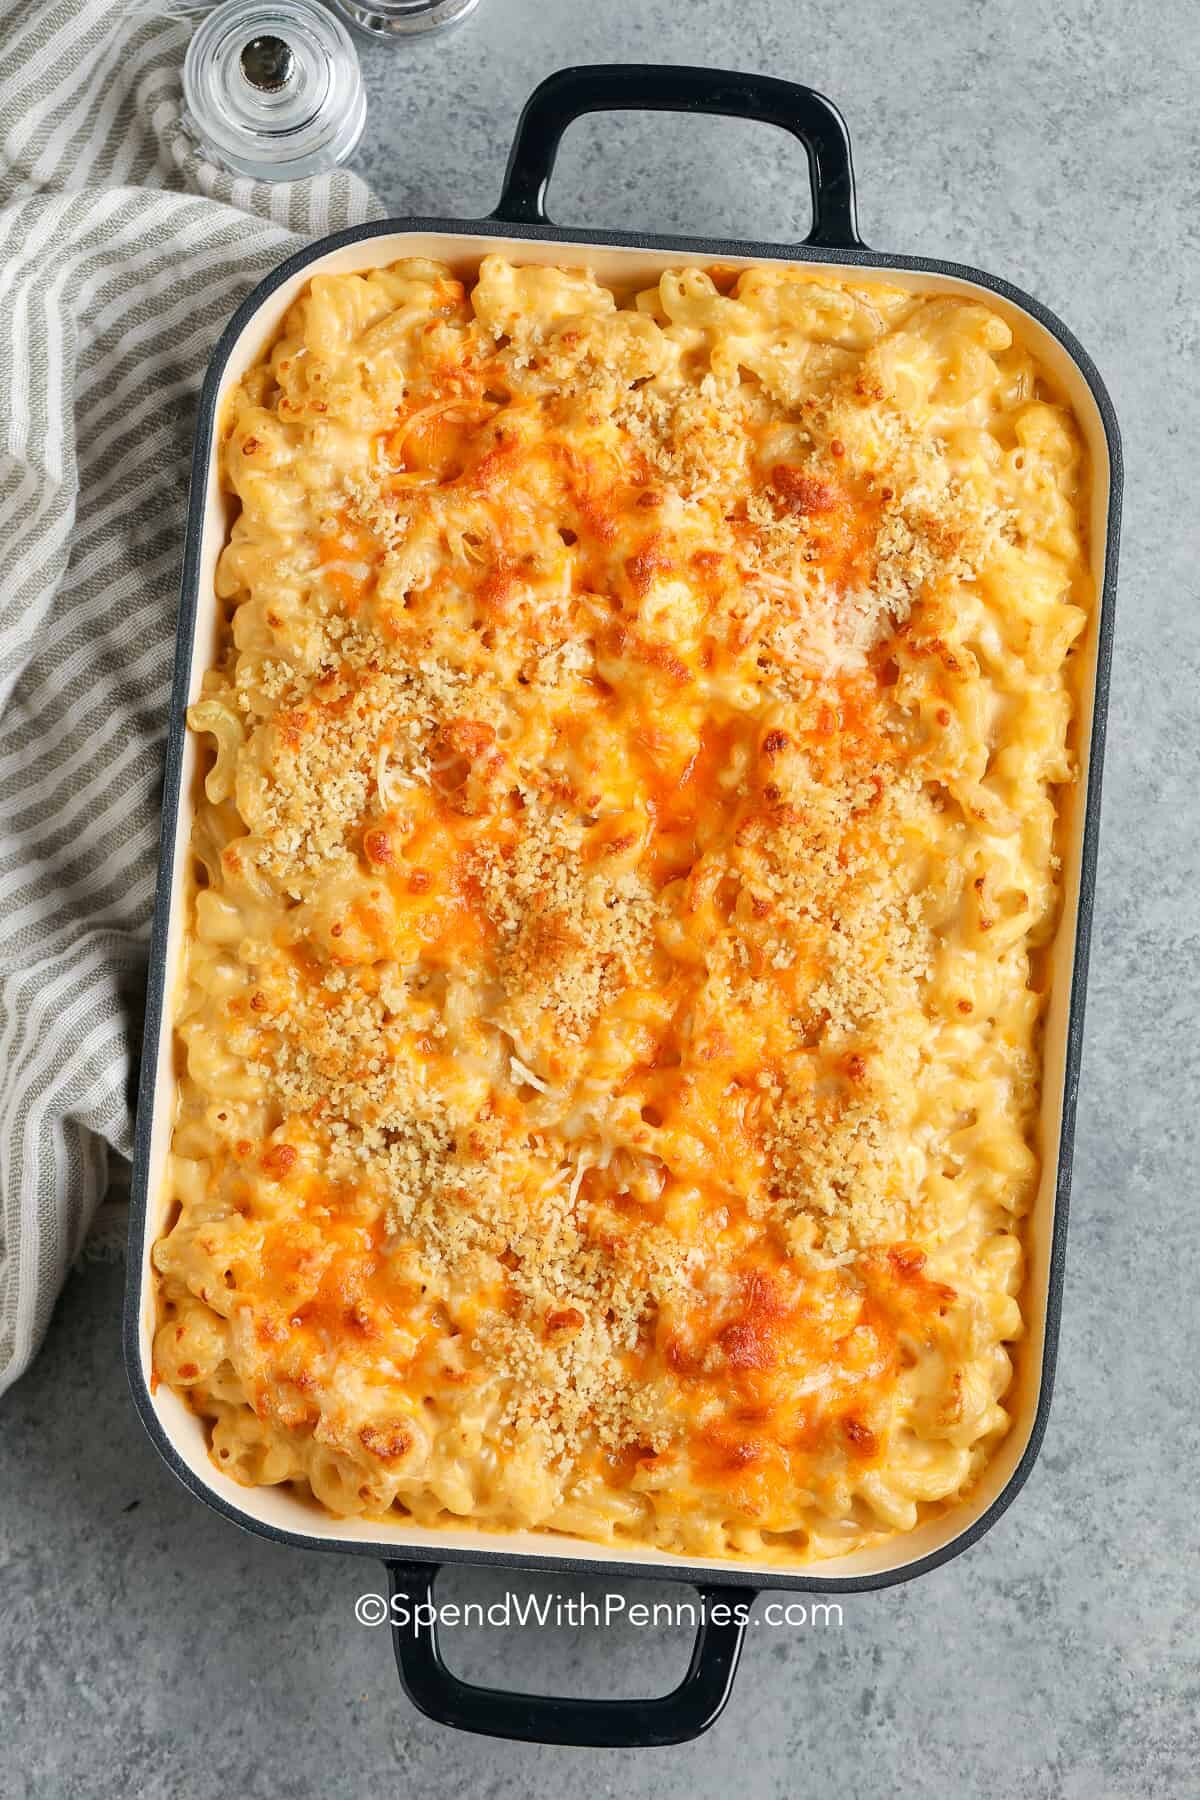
[153,255,1090,1565]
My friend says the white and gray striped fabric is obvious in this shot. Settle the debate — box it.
[0,0,381,1394]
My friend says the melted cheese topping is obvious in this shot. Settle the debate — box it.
[153,256,1090,1564]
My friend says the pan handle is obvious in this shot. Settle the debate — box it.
[386,1560,755,1747]
[491,63,863,249]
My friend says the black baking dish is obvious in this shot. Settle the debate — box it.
[125,64,1122,1748]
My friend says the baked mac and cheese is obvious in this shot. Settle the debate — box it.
[153,255,1090,1563]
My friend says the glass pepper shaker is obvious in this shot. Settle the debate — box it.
[183,0,367,181]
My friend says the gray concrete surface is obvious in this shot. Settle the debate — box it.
[3,0,1198,1793]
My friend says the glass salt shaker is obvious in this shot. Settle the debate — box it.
[183,0,366,181]
[327,0,481,41]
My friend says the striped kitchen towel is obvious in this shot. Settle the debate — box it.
[0,0,381,1394]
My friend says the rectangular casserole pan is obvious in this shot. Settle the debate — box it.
[125,64,1122,1748]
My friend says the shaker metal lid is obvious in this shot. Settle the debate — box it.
[239,35,297,94]
[183,0,366,182]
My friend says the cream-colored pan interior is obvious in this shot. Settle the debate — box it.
[132,230,1113,1583]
